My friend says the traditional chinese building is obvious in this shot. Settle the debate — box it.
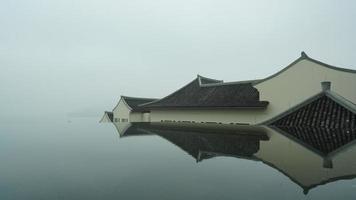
[109,52,356,125]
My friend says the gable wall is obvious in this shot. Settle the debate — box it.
[255,59,356,124]
[112,98,131,122]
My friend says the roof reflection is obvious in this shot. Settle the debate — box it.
[111,122,356,195]
[273,126,356,155]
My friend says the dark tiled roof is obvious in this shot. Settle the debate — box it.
[271,94,356,129]
[276,127,356,155]
[270,89,356,154]
[198,75,223,85]
[142,76,268,109]
[122,96,157,111]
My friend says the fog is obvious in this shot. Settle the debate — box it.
[1,0,356,120]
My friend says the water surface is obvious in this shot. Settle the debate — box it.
[0,118,355,199]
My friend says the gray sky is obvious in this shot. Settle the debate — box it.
[1,0,356,119]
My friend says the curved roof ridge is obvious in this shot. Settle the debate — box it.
[121,95,157,101]
[197,74,223,83]
[197,75,223,86]
[254,52,356,85]
[200,79,262,87]
[306,56,356,73]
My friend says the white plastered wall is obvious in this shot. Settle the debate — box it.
[150,109,265,124]
[255,59,356,124]
[142,113,150,122]
[149,59,356,125]
[112,98,131,122]
[130,112,143,122]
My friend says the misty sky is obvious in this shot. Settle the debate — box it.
[1,0,356,119]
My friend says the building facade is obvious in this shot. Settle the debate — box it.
[112,96,157,123]
[109,52,356,125]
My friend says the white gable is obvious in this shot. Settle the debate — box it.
[255,58,356,123]
[112,98,131,122]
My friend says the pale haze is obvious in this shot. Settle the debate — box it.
[1,0,356,120]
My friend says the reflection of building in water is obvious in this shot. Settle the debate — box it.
[126,123,268,162]
[112,122,132,136]
[113,123,356,194]
[105,52,356,193]
[257,127,356,194]
[273,127,356,155]
[104,52,356,125]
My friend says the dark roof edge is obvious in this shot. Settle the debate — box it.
[325,91,356,114]
[328,139,356,158]
[253,52,356,86]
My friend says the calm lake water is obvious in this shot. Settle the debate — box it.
[1,118,356,200]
